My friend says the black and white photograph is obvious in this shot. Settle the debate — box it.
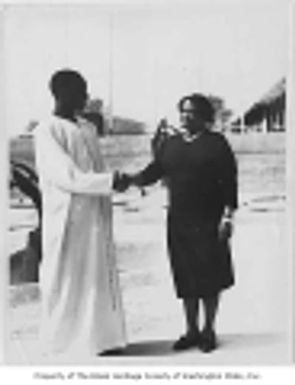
[1,0,294,370]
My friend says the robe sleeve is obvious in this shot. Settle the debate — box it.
[34,122,113,195]
[217,135,238,210]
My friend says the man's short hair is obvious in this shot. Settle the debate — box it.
[178,93,215,123]
[49,69,87,98]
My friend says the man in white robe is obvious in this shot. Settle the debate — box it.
[34,70,127,357]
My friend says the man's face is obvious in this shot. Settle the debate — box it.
[71,85,88,112]
[180,99,205,133]
[58,84,88,113]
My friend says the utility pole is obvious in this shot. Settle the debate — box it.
[108,12,114,132]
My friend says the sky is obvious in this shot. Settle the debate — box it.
[3,0,289,135]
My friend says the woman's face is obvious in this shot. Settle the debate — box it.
[180,99,206,134]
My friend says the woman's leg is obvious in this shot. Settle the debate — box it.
[183,298,199,334]
[202,294,219,334]
[173,298,201,351]
[200,293,220,352]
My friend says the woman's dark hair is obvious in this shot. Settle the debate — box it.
[49,69,87,98]
[178,93,215,123]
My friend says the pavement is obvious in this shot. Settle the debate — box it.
[4,186,292,366]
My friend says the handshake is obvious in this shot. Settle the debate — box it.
[112,171,134,193]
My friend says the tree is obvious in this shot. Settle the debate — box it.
[208,95,233,131]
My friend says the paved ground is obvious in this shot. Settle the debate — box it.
[4,186,292,366]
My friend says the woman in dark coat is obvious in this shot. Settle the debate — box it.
[128,93,238,352]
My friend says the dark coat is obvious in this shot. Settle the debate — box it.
[136,130,238,298]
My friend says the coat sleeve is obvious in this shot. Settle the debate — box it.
[34,123,113,195]
[217,135,238,210]
[133,159,164,187]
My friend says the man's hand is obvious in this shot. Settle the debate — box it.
[112,171,131,193]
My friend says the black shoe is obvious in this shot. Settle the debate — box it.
[199,330,217,353]
[173,331,202,351]
[99,348,125,356]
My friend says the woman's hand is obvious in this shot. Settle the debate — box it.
[218,217,233,241]
[112,171,131,192]
[218,207,234,241]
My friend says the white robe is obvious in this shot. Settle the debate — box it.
[34,115,127,357]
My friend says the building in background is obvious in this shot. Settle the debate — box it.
[231,78,286,133]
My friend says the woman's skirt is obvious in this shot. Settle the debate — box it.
[167,216,234,298]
